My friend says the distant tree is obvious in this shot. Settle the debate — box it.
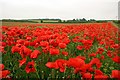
[79,19,82,21]
[58,20,61,23]
[82,18,87,21]
[76,19,79,21]
[73,19,76,21]
[119,20,120,23]
[90,19,96,21]
[63,20,66,23]
[41,20,43,23]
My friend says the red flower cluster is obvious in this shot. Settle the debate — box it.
[0,64,10,78]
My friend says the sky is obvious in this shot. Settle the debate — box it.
[0,0,119,20]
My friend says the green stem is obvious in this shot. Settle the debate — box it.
[51,69,55,78]
[35,65,40,79]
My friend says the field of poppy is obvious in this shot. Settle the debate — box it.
[0,22,120,79]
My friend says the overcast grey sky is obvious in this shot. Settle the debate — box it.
[0,0,119,20]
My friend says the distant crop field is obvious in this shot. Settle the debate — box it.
[42,20,59,22]
[2,22,37,27]
[2,21,105,27]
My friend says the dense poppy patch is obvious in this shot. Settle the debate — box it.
[1,22,119,79]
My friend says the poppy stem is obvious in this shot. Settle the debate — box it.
[36,71,40,79]
[35,65,40,79]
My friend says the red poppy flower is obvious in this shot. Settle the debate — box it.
[30,50,40,59]
[94,69,103,75]
[111,70,120,78]
[1,42,6,47]
[62,51,68,56]
[0,64,4,70]
[97,48,104,54]
[30,41,36,46]
[42,45,50,54]
[40,41,49,47]
[111,44,119,49]
[76,45,83,50]
[107,51,112,58]
[72,38,78,43]
[49,48,60,55]
[0,70,10,78]
[58,43,66,49]
[76,63,92,74]
[90,58,100,65]
[19,58,26,67]
[105,46,109,49]
[25,61,36,73]
[99,41,104,45]
[89,58,101,68]
[100,55,104,60]
[94,75,108,80]
[24,41,30,46]
[59,68,65,73]
[82,72,92,79]
[63,38,70,45]
[34,42,39,48]
[26,36,32,41]
[96,63,102,69]
[89,67,94,72]
[11,46,20,53]
[16,39,24,44]
[112,56,120,64]
[55,59,67,72]
[23,46,32,55]
[67,56,85,68]
[49,39,58,47]
[20,46,32,58]
[89,53,97,57]
[0,46,6,53]
[45,62,59,69]
[82,40,93,50]
[46,59,67,72]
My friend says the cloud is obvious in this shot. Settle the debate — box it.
[0,0,119,20]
